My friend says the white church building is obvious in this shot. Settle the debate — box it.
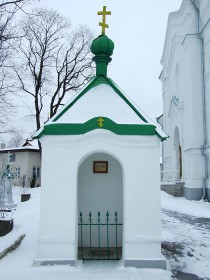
[33,9,167,269]
[160,0,210,201]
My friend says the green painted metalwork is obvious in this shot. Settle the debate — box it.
[78,211,123,260]
[34,117,156,138]
[88,212,92,258]
[91,35,114,76]
[115,211,119,259]
[97,211,101,259]
[106,211,109,260]
[79,212,83,259]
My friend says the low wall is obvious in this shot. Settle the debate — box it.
[161,182,184,197]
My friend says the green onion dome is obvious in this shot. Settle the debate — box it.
[91,35,114,76]
[91,35,114,56]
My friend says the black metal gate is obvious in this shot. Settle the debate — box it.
[78,211,123,260]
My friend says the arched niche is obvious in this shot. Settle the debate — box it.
[77,152,123,260]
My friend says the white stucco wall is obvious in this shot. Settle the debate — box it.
[36,130,163,266]
[202,0,210,194]
[160,0,210,200]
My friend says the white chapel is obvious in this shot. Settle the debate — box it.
[33,7,167,269]
[160,0,210,201]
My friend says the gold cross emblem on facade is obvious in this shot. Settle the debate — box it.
[97,117,104,127]
[98,6,111,35]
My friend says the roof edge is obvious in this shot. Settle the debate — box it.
[33,117,157,139]
[33,75,168,141]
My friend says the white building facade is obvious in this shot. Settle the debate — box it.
[160,0,210,201]
[0,144,41,188]
[33,34,167,269]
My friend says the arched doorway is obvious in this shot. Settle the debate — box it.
[77,152,123,260]
[173,127,182,180]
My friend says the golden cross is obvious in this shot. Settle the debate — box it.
[98,6,111,35]
[97,117,104,127]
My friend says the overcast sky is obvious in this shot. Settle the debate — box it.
[36,0,183,120]
[40,0,183,118]
[2,0,183,143]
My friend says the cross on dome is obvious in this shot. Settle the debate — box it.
[98,6,111,35]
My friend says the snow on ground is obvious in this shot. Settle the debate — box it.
[161,191,210,218]
[0,187,210,280]
[162,209,210,279]
[161,191,210,279]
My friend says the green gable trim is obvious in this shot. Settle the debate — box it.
[105,77,148,124]
[53,76,109,122]
[53,75,148,123]
[156,131,168,141]
[50,75,166,141]
[34,117,156,139]
[105,78,167,141]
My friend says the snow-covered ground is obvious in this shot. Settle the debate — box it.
[0,187,210,280]
[161,192,210,279]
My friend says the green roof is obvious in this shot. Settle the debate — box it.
[33,75,168,141]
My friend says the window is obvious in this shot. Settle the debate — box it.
[15,167,20,179]
[32,166,41,178]
[10,154,16,162]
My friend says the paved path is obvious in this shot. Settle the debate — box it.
[161,209,210,280]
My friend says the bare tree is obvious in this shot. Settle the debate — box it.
[16,8,94,132]
[0,0,32,134]
[7,130,24,147]
[50,25,93,118]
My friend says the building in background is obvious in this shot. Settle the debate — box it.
[0,140,41,188]
[160,0,210,201]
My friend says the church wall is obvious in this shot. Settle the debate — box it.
[161,78,172,179]
[180,38,204,193]
[199,0,210,31]
[161,44,185,181]
[161,1,196,77]
[199,0,210,199]
[160,1,210,200]
[172,35,205,193]
[204,32,210,197]
[182,36,203,149]
[203,20,210,143]
[34,131,165,268]
[161,75,173,177]
[205,38,210,140]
